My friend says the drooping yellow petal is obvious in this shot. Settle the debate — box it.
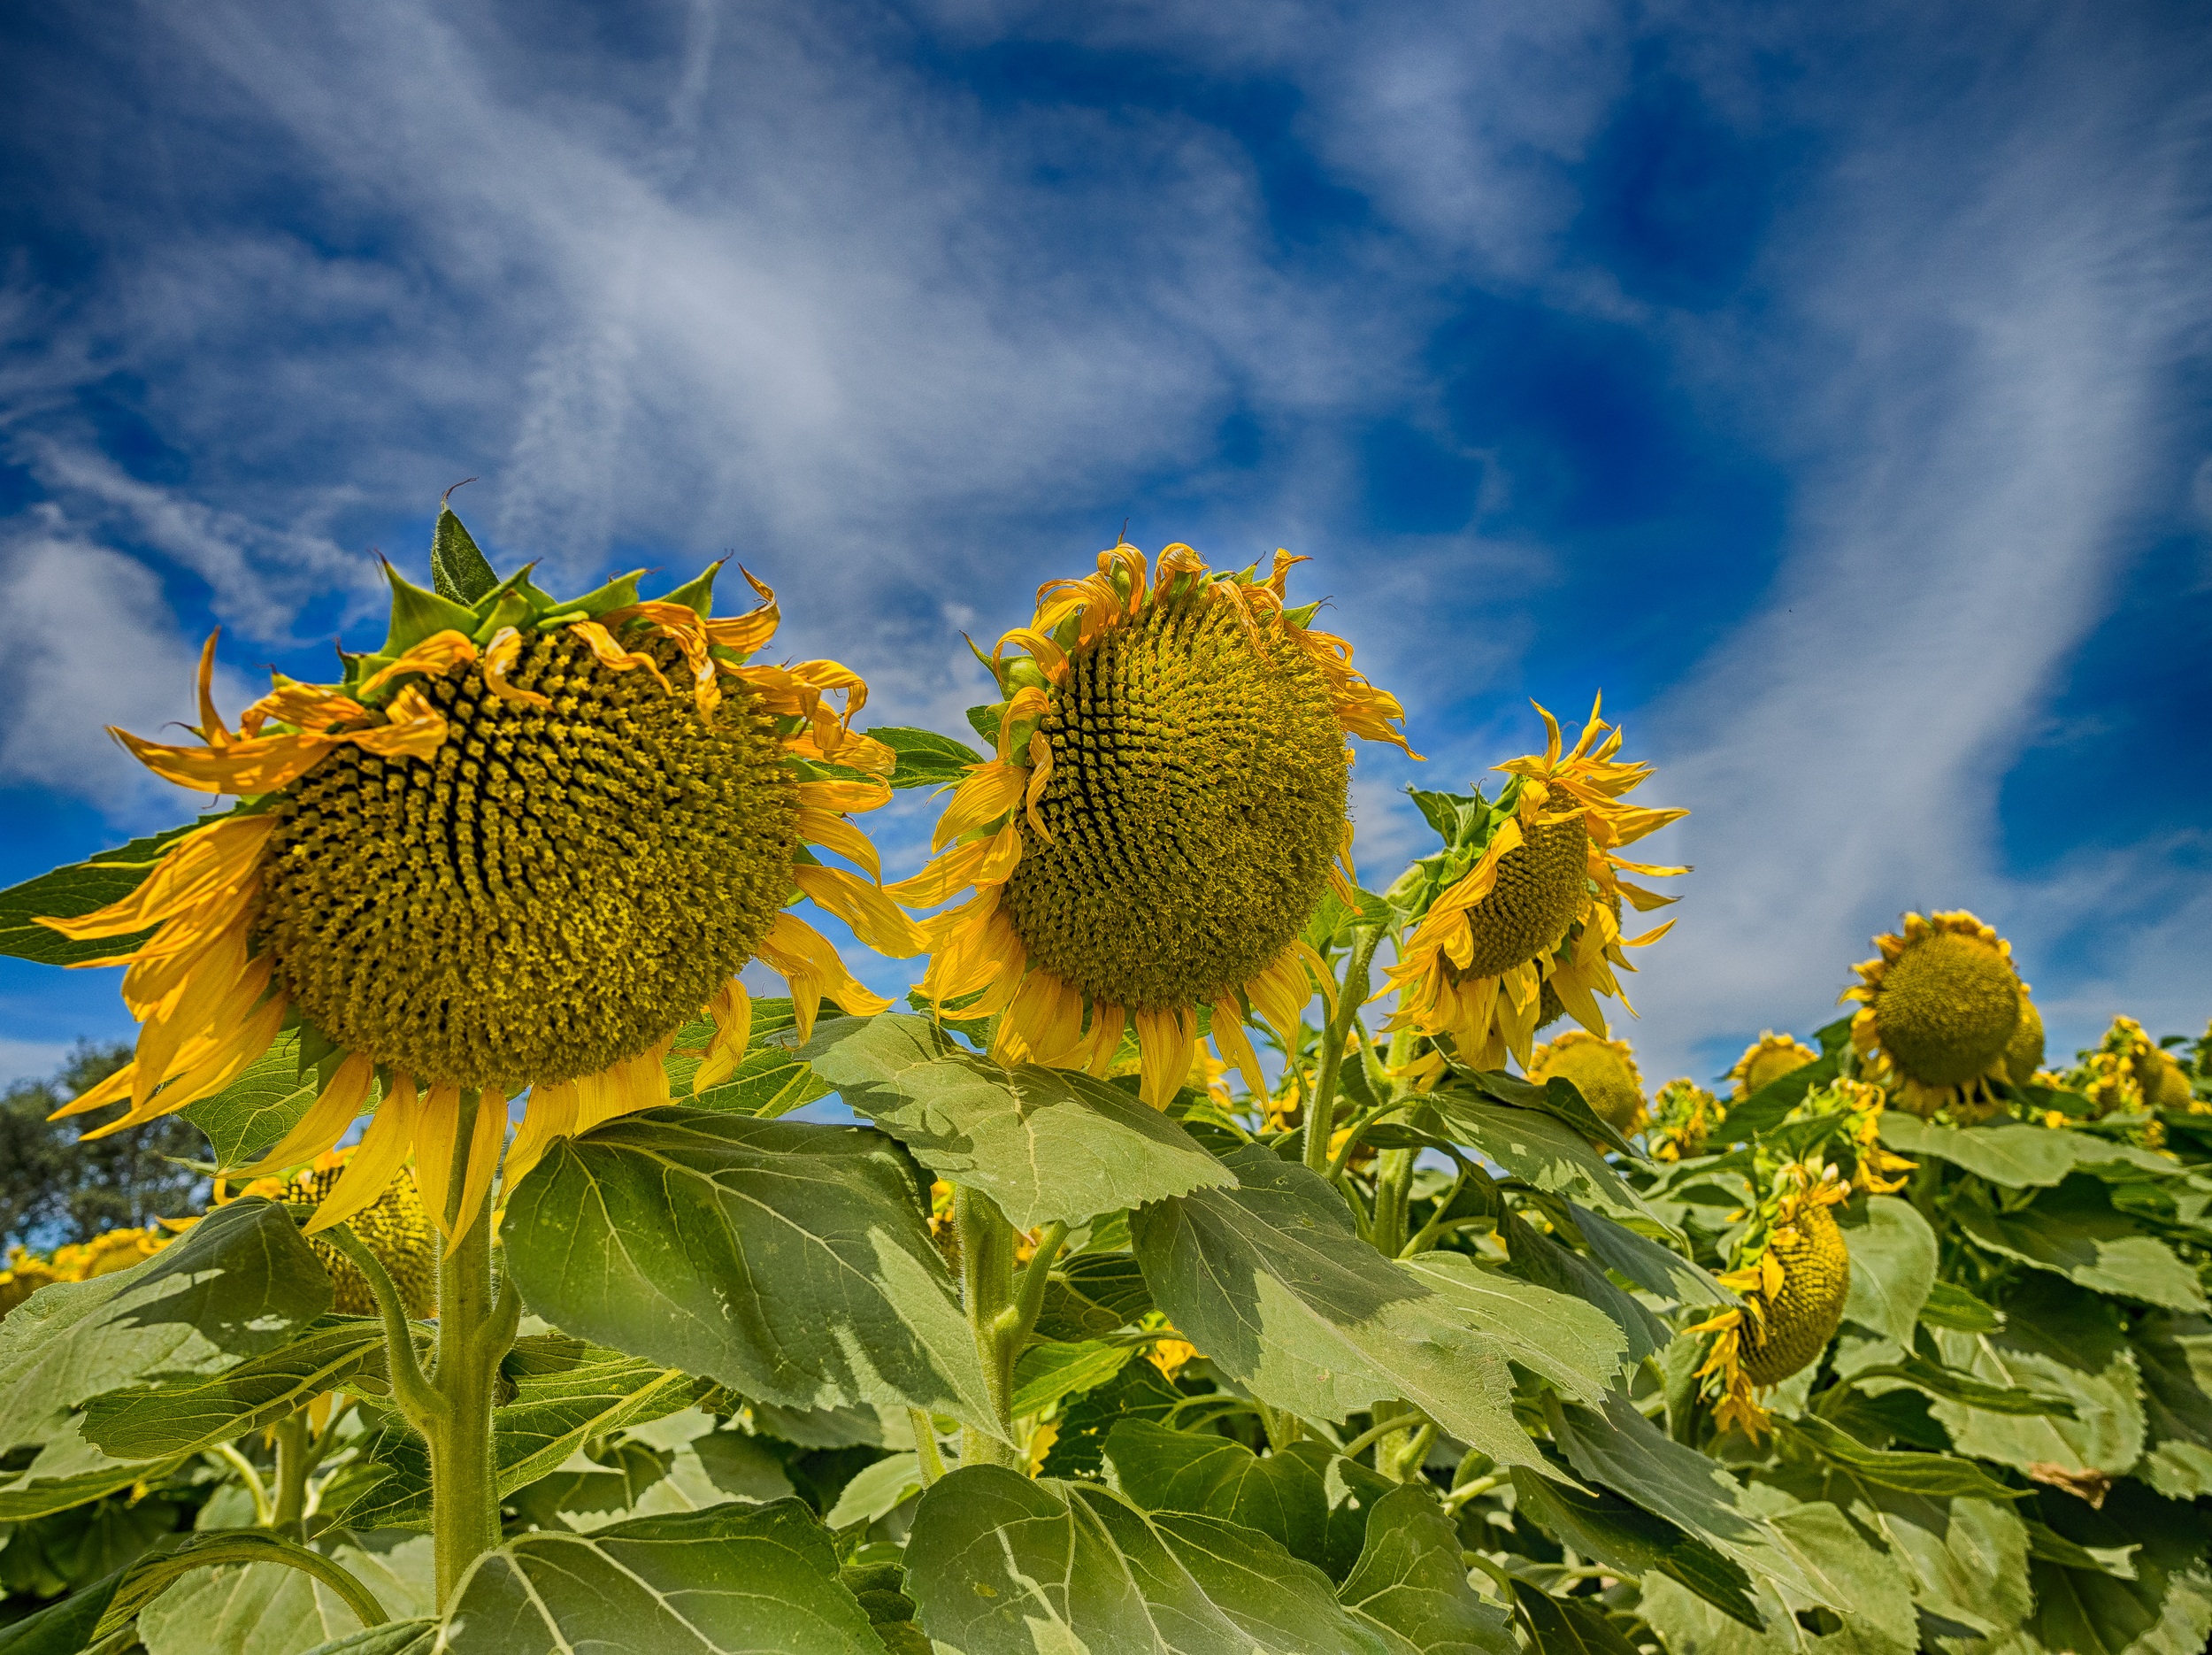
[796,808,883,882]
[249,1051,378,1176]
[411,1084,464,1234]
[1210,998,1266,1098]
[793,865,928,958]
[482,627,554,709]
[694,980,753,1092]
[887,823,1022,909]
[756,911,894,1043]
[503,1081,580,1197]
[449,1089,510,1242]
[304,1075,423,1236]
[41,815,277,943]
[1133,1006,1197,1110]
[357,629,479,699]
[930,764,1028,851]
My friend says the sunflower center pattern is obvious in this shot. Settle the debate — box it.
[1002,592,1347,1012]
[1740,1204,1851,1385]
[1876,933,2021,1087]
[1447,816,1591,983]
[1532,1035,1643,1134]
[255,630,798,1089]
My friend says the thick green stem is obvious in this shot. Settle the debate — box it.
[1372,1148,1417,1259]
[273,1411,311,1528]
[1304,928,1381,1175]
[956,1186,1021,1469]
[426,1089,510,1607]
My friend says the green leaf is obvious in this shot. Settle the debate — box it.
[79,1319,386,1461]
[1918,1278,2002,1333]
[0,822,203,966]
[1133,1147,1602,1474]
[429,1499,880,1653]
[1441,1069,1643,1163]
[0,1563,129,1654]
[296,1627,436,1655]
[2024,1517,2138,1578]
[1566,1202,1736,1306]
[1428,1091,1657,1225]
[1501,1212,1671,1367]
[1844,1351,2077,1415]
[1778,1415,2024,1502]
[1034,1252,1154,1341]
[1715,1050,1842,1142]
[797,1015,1232,1229]
[902,1465,1385,1654]
[1509,1463,1762,1629]
[501,1110,1001,1436]
[0,1198,329,1518]
[825,1452,924,1528]
[686,1046,832,1117]
[1540,1391,1827,1608]
[1037,1352,1182,1480]
[1509,1582,1640,1655]
[178,1033,319,1171]
[135,1530,432,1655]
[864,727,986,789]
[1957,1177,2208,1311]
[321,1336,701,1528]
[428,504,498,604]
[101,1530,387,1638]
[1878,1114,2083,1187]
[2132,1312,2212,1499]
[1855,1484,2031,1645]
[376,560,480,657]
[1336,1484,1516,1653]
[1392,1250,1629,1397]
[1929,1277,2146,1478]
[1838,1195,1938,1346]
[2015,1481,2212,1655]
[1010,1338,1133,1419]
[841,1559,929,1655]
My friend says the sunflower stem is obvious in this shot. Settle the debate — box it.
[210,1441,273,1528]
[910,1410,949,1487]
[324,1224,442,1428]
[955,1185,1023,1469]
[273,1410,311,1528]
[1304,927,1381,1176]
[425,1089,513,1609]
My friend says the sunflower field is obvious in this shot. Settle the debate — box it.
[1,506,2208,1655]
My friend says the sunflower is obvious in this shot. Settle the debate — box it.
[39,505,918,1241]
[1842,912,2023,1118]
[1528,1030,1645,1135]
[893,540,1415,1107]
[1686,1159,1851,1438]
[1383,699,1686,1071]
[0,1228,172,1315]
[2073,1016,2199,1115]
[1727,1032,1819,1100]
[1646,1078,1724,1163]
[234,1147,441,1318]
[2003,997,2047,1087]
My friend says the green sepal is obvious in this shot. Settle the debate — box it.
[430,503,499,606]
[658,560,725,620]
[378,559,480,656]
[1282,597,1325,628]
[536,568,645,626]
[966,702,1006,750]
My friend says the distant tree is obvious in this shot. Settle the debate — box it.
[0,1043,209,1252]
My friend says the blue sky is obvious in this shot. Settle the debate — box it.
[2,0,2208,1093]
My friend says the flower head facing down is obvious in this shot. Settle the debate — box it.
[896,541,1416,1107]
[39,502,918,1240]
[1382,699,1686,1072]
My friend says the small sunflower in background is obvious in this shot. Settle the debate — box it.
[1727,1031,1819,1099]
[2072,1015,2201,1115]
[1841,911,2024,1118]
[894,539,1416,1107]
[1527,1029,1646,1135]
[1687,1158,1852,1438]
[39,501,918,1240]
[1646,1078,1725,1162]
[232,1147,441,1319]
[2003,997,2047,1087]
[1384,699,1686,1072]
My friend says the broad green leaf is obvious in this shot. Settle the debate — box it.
[1393,1250,1627,1397]
[1336,1484,1516,1653]
[1918,1278,2002,1333]
[0,1198,329,1516]
[1429,1092,1656,1223]
[797,1015,1231,1228]
[1855,1485,2030,1646]
[1034,1252,1155,1341]
[1441,1068,1642,1161]
[137,1530,433,1655]
[841,1559,930,1655]
[0,822,204,966]
[0,1563,128,1654]
[321,1336,701,1528]
[1838,1196,1938,1346]
[1634,1480,1917,1655]
[1566,1202,1735,1306]
[429,503,498,604]
[689,1047,833,1117]
[79,1319,385,1460]
[101,1529,388,1638]
[2025,1517,2138,1577]
[825,1451,923,1528]
[1957,1177,2208,1311]
[297,1627,435,1655]
[583,1426,795,1527]
[1931,1277,2145,1477]
[1038,1356,1183,1480]
[1541,1391,1824,1606]
[2136,1312,2212,1498]
[864,727,987,789]
[1501,1213,1671,1366]
[903,1464,1383,1654]
[502,1110,1001,1436]
[1778,1415,2023,1502]
[1133,1148,1585,1474]
[2015,1481,2212,1655]
[1877,1115,2082,1187]
[1509,1463,1762,1629]
[179,1032,319,1171]
[1010,1338,1133,1418]
[432,1499,880,1653]
[1717,1051,1844,1142]
[1103,1420,1394,1582]
[1509,1582,1639,1655]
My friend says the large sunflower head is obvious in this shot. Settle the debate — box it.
[1727,1032,1819,1100]
[894,540,1416,1106]
[2003,997,2047,1087]
[1528,1030,1646,1135]
[1686,1158,1851,1439]
[1381,699,1686,1071]
[1842,911,2022,1117]
[39,500,918,1239]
